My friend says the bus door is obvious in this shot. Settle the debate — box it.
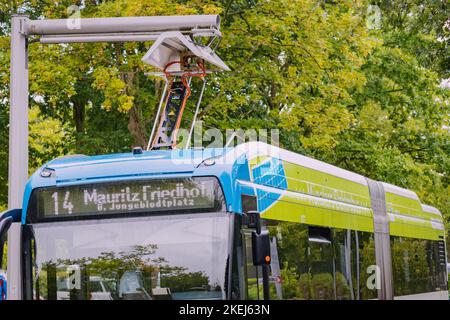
[241,219,283,300]
[242,221,337,300]
[242,228,266,300]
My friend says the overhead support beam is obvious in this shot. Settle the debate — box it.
[40,33,160,44]
[39,28,221,44]
[27,15,220,35]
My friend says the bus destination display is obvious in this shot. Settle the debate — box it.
[35,178,217,219]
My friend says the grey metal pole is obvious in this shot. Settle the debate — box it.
[7,223,22,300]
[147,78,169,151]
[185,78,206,149]
[8,15,29,210]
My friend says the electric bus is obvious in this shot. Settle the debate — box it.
[0,142,447,300]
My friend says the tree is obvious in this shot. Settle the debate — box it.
[208,0,379,152]
[320,1,450,233]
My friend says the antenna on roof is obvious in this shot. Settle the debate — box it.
[143,25,229,151]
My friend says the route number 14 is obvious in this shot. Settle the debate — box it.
[51,191,74,215]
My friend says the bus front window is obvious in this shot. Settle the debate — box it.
[31,212,231,300]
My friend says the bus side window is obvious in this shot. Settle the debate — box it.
[307,226,334,299]
[333,229,355,300]
[256,220,311,300]
[391,236,448,297]
[242,219,380,300]
[242,216,286,301]
[356,232,377,299]
[254,221,311,300]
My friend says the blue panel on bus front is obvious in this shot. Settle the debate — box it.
[252,157,287,212]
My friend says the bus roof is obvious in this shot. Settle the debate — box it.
[43,148,228,181]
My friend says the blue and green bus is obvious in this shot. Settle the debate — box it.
[0,142,447,300]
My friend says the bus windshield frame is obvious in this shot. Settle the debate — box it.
[27,176,225,223]
[23,176,233,300]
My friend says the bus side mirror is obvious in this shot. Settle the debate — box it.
[251,230,271,266]
[0,217,13,269]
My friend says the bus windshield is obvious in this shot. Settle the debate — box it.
[31,211,231,300]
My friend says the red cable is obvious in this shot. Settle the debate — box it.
[163,59,206,79]
[163,60,183,78]
[160,59,207,148]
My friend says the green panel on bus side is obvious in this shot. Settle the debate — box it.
[260,192,374,233]
[259,192,444,240]
[421,212,444,222]
[249,155,270,169]
[385,191,424,219]
[248,155,444,240]
[249,156,372,208]
[282,161,372,208]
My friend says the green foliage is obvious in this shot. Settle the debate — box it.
[29,106,72,173]
[279,264,300,299]
[209,0,380,151]
[1,242,6,269]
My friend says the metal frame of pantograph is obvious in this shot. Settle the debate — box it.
[6,13,228,299]
[143,30,229,150]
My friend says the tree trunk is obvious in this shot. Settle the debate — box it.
[73,101,85,133]
[128,105,148,148]
[121,70,148,148]
[72,97,85,151]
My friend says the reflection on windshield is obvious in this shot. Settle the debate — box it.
[32,212,230,300]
